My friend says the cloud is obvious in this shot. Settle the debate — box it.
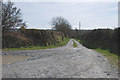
[11,2,117,29]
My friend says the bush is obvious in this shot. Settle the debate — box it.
[78,28,119,55]
[2,29,65,49]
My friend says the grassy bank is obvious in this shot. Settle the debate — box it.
[3,38,70,51]
[94,49,118,66]
[72,40,77,47]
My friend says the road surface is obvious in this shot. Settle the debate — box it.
[2,39,118,78]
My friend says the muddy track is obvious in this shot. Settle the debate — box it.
[2,39,118,78]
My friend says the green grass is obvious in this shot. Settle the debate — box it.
[94,49,119,66]
[3,37,70,51]
[74,39,83,44]
[72,40,77,47]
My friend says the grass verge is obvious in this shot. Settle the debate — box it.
[74,39,83,44]
[3,38,70,51]
[94,49,119,66]
[72,40,77,47]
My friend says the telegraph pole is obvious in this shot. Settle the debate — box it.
[79,21,81,30]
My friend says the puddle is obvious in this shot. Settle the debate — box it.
[2,55,31,65]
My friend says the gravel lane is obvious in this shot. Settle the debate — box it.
[2,39,118,78]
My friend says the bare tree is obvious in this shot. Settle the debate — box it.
[2,2,24,30]
[51,16,71,36]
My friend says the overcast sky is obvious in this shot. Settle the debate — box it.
[13,2,118,30]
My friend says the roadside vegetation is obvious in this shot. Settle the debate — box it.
[73,28,119,56]
[3,29,66,49]
[74,39,83,44]
[3,37,70,51]
[72,40,77,47]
